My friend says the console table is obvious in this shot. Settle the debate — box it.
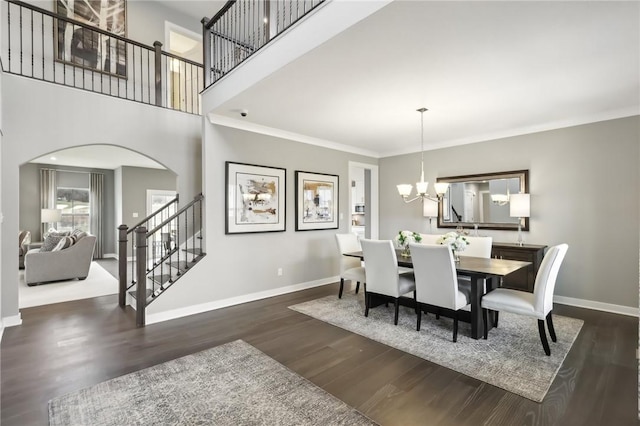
[491,243,547,292]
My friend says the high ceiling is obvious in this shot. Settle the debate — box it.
[210,1,640,157]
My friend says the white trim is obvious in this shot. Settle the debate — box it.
[208,114,380,158]
[2,313,23,328]
[103,252,117,259]
[145,276,339,325]
[554,295,639,317]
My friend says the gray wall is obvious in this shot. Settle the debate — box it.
[380,116,639,309]
[1,74,201,318]
[19,164,116,252]
[147,124,378,315]
[119,166,177,228]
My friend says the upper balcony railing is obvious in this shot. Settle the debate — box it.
[202,0,325,88]
[1,0,203,115]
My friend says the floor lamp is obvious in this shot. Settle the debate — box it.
[509,194,530,246]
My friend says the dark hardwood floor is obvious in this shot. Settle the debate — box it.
[1,283,638,426]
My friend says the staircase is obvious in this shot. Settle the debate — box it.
[118,194,205,326]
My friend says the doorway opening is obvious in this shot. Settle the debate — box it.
[348,161,379,240]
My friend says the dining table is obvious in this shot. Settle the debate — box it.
[344,250,531,339]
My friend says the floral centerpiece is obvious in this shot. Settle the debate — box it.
[436,231,469,261]
[395,230,422,257]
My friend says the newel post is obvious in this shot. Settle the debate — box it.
[135,227,148,327]
[153,41,163,107]
[118,224,129,307]
[201,17,211,88]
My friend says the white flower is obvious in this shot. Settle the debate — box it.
[394,230,423,248]
[436,231,469,252]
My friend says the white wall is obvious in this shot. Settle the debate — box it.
[146,123,378,321]
[380,116,640,312]
[1,74,202,319]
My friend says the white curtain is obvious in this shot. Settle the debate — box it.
[90,173,104,259]
[40,168,57,239]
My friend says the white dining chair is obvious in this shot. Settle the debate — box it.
[457,236,493,293]
[418,233,441,245]
[360,239,415,325]
[335,233,366,299]
[409,243,471,342]
[461,236,493,258]
[481,244,569,355]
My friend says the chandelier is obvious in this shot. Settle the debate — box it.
[397,108,449,204]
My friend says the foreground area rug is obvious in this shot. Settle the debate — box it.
[19,262,118,308]
[49,340,376,426]
[289,294,583,402]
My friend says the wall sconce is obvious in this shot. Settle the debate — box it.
[509,193,530,246]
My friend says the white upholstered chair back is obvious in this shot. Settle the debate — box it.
[418,233,441,245]
[335,233,362,275]
[533,244,569,317]
[410,243,466,310]
[462,236,493,258]
[360,239,402,298]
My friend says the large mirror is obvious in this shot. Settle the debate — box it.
[437,170,529,231]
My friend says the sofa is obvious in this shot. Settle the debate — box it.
[19,230,31,269]
[24,234,97,286]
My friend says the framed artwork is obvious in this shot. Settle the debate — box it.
[295,171,339,231]
[56,0,127,77]
[225,162,286,234]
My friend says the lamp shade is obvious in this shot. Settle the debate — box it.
[433,182,449,195]
[509,193,530,218]
[423,200,438,217]
[397,184,413,197]
[41,208,62,223]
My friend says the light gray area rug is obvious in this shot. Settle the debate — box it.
[49,340,376,426]
[19,262,117,308]
[289,294,583,402]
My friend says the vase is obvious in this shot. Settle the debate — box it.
[452,250,460,262]
[400,245,411,257]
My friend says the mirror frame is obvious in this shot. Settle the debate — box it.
[436,169,529,231]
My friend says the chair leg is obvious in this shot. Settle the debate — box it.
[482,308,488,340]
[436,308,440,320]
[453,314,459,343]
[416,302,422,331]
[538,319,551,356]
[364,292,370,317]
[413,290,418,314]
[355,282,360,294]
[394,298,400,325]
[339,278,345,299]
[493,311,499,328]
[546,312,557,342]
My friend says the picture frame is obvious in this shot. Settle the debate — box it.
[225,162,286,234]
[55,0,128,77]
[295,171,339,231]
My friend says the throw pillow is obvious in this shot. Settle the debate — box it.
[52,236,74,252]
[40,234,65,252]
[70,229,88,242]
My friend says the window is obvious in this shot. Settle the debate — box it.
[56,187,90,232]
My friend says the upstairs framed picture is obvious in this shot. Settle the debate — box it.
[55,0,128,77]
[225,162,286,234]
[295,171,339,231]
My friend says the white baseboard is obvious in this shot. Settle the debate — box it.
[554,295,639,317]
[1,312,23,342]
[103,253,117,259]
[145,276,339,325]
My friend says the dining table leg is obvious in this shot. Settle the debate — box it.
[469,274,485,339]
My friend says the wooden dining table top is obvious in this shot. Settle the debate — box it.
[344,250,531,278]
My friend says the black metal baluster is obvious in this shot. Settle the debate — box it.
[30,9,34,77]
[41,13,45,80]
[19,5,22,75]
